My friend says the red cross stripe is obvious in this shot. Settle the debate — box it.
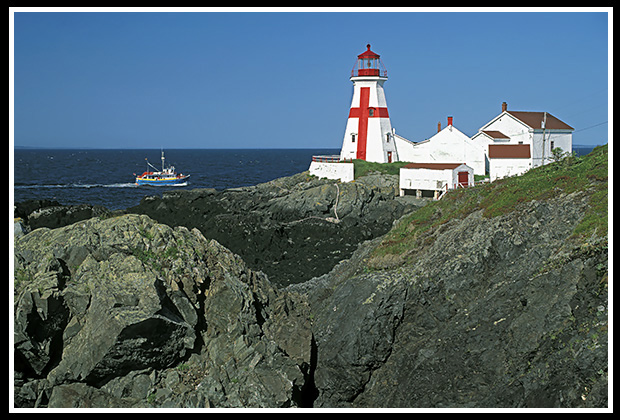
[348,87,389,160]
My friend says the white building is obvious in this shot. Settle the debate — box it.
[318,46,575,187]
[487,144,532,181]
[471,102,574,179]
[399,162,474,199]
[394,117,486,175]
[339,44,397,163]
[308,156,354,182]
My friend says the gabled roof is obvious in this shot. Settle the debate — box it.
[403,163,466,170]
[476,109,575,135]
[488,144,531,159]
[506,111,574,130]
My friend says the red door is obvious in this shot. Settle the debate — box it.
[458,171,469,187]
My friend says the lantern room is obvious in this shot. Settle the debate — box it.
[351,44,388,78]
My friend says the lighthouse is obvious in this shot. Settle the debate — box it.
[339,44,397,163]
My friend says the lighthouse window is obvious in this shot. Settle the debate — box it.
[368,108,375,117]
[351,133,356,142]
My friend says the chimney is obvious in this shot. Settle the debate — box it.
[502,102,507,112]
[447,116,453,126]
[437,121,441,133]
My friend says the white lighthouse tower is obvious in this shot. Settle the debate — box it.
[339,44,396,163]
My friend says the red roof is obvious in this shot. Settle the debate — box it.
[358,44,380,59]
[482,130,510,139]
[403,162,465,170]
[507,111,574,130]
[488,144,531,159]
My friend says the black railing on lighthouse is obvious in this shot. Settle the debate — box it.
[311,155,353,163]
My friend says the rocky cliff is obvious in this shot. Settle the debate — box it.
[126,171,421,288]
[14,214,314,407]
[13,146,608,408]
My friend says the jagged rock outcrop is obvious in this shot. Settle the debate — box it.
[14,214,313,408]
[127,172,421,287]
[297,191,608,407]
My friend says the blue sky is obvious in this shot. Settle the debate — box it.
[11,8,610,149]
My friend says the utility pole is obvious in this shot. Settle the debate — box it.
[541,112,547,166]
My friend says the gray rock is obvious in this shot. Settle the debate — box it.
[305,191,608,408]
[128,172,422,287]
[14,213,313,408]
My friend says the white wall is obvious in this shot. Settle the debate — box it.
[489,158,531,181]
[400,167,453,192]
[470,132,493,151]
[481,113,532,144]
[339,78,394,163]
[394,126,486,175]
[340,117,360,161]
[531,131,573,167]
[365,118,396,163]
[399,164,473,195]
[309,161,355,182]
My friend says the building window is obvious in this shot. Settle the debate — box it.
[386,133,390,142]
[550,141,555,150]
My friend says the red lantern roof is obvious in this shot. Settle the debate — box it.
[358,44,380,59]
[351,44,387,78]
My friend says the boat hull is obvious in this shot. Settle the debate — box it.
[135,175,190,186]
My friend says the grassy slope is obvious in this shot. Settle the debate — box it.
[352,159,411,178]
[370,145,608,266]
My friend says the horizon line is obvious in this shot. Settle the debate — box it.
[13,146,343,150]
[13,144,605,150]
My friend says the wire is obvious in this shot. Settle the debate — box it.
[573,121,608,133]
[473,118,607,143]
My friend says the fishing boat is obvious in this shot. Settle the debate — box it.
[135,150,190,186]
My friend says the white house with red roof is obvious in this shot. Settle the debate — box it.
[471,102,574,180]
[394,116,486,176]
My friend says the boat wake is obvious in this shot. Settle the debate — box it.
[14,182,139,189]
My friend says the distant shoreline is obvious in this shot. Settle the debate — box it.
[13,145,603,151]
[13,146,342,151]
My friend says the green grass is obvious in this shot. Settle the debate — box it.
[369,145,608,267]
[353,159,411,178]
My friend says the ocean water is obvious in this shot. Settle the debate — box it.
[12,146,598,211]
[13,148,339,210]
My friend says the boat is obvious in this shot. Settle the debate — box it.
[135,150,190,186]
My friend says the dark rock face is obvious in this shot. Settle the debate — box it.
[127,172,420,288]
[14,200,112,231]
[299,192,608,408]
